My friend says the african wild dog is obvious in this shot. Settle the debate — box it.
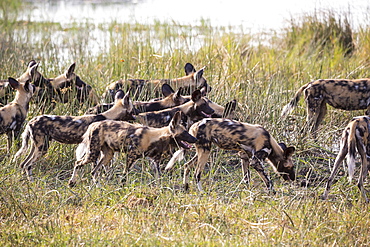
[322,116,370,202]
[49,62,99,106]
[102,63,211,101]
[136,89,215,128]
[0,77,36,151]
[15,90,136,181]
[165,118,296,193]
[281,78,370,135]
[0,60,51,106]
[86,84,188,115]
[68,111,197,187]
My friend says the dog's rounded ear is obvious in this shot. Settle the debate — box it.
[114,89,125,101]
[8,77,20,89]
[27,60,37,68]
[174,87,183,100]
[66,62,76,78]
[284,146,296,159]
[278,143,287,150]
[162,83,175,97]
[193,67,205,82]
[191,89,202,102]
[170,111,182,131]
[29,63,39,79]
[184,63,196,75]
[122,90,132,106]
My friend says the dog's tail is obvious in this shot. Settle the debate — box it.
[165,149,185,171]
[14,123,31,159]
[281,83,310,117]
[75,128,91,161]
[346,119,358,182]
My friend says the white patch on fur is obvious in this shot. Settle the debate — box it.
[261,147,272,155]
[75,119,83,124]
[239,144,255,154]
[165,115,171,122]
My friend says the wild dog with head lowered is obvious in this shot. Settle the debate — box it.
[322,116,370,202]
[68,111,197,187]
[165,118,296,193]
[0,77,36,151]
[15,90,136,181]
[282,78,370,135]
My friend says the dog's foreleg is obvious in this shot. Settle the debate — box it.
[250,150,274,193]
[356,138,369,203]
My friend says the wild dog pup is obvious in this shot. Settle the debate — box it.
[86,84,188,115]
[102,63,210,101]
[68,111,197,187]
[165,118,296,193]
[15,90,136,181]
[50,62,99,105]
[322,116,370,202]
[0,77,36,151]
[136,89,214,128]
[281,78,370,135]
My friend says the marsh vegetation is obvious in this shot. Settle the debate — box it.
[1,1,370,245]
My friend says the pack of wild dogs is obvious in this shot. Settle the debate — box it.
[1,60,369,202]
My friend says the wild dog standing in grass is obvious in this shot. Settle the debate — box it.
[165,118,296,193]
[0,60,51,106]
[86,84,188,115]
[68,111,197,187]
[136,89,214,128]
[50,62,99,106]
[15,90,136,181]
[102,63,211,101]
[0,77,36,151]
[281,78,370,136]
[322,116,370,202]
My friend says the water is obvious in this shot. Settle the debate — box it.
[23,0,370,32]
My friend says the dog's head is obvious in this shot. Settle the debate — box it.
[161,84,189,107]
[8,77,36,103]
[184,63,211,93]
[113,89,137,121]
[190,89,215,120]
[277,143,296,181]
[169,111,197,149]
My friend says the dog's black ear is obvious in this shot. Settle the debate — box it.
[27,60,37,68]
[29,62,39,79]
[194,67,205,82]
[66,62,76,78]
[191,89,202,102]
[184,63,196,75]
[170,111,182,131]
[162,83,175,97]
[8,77,20,89]
[122,90,131,107]
[174,87,183,100]
[114,89,125,101]
[284,146,296,159]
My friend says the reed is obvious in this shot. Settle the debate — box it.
[1,2,370,245]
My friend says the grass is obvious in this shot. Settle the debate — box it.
[1,1,370,245]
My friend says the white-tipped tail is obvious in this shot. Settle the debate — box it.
[346,154,355,183]
[76,143,87,161]
[165,149,185,171]
[14,124,31,159]
[281,103,293,117]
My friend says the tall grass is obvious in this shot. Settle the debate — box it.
[1,2,370,245]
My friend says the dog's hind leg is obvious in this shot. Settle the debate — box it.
[91,146,114,185]
[194,147,211,192]
[20,145,45,182]
[321,135,349,200]
[356,136,369,203]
